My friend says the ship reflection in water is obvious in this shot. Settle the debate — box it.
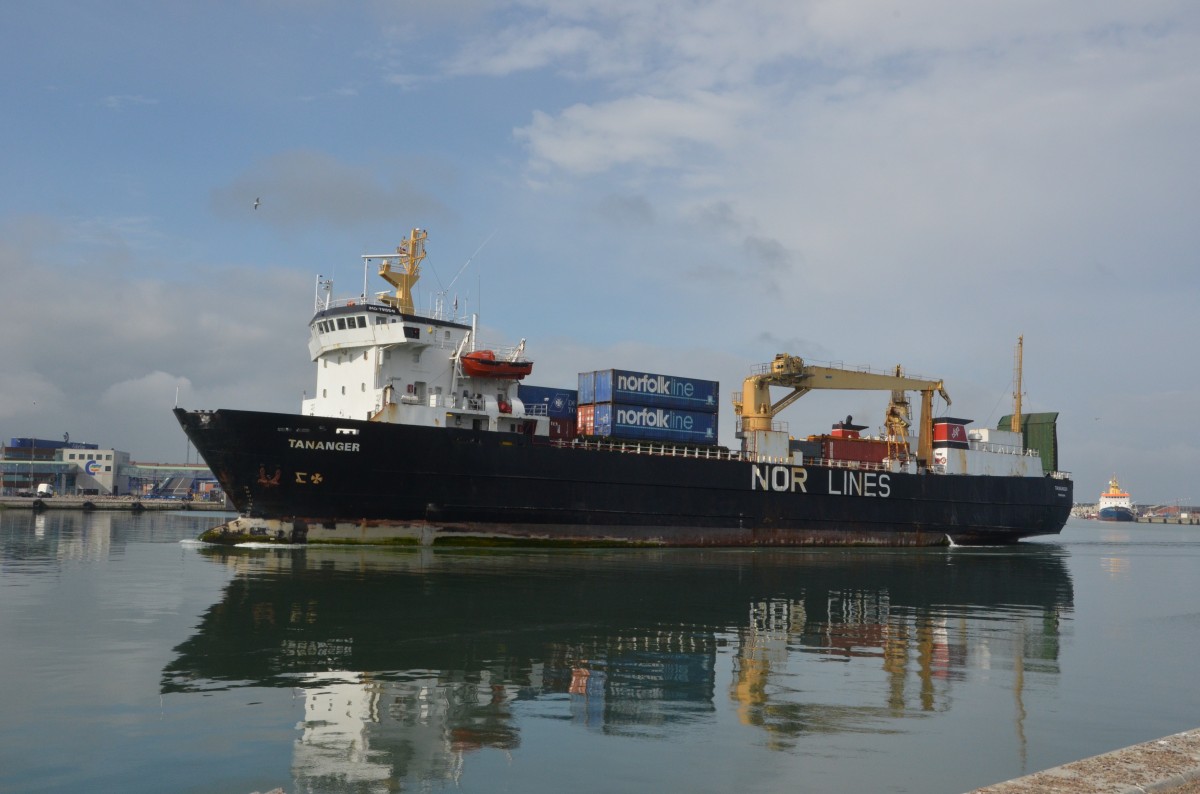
[162,545,1072,789]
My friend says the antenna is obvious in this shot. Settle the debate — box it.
[1010,335,1024,433]
[436,230,495,320]
[450,230,495,292]
[315,274,333,312]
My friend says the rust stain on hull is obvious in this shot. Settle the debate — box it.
[198,516,953,548]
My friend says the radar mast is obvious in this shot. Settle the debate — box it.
[375,228,427,314]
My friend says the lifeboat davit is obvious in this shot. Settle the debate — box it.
[460,350,534,380]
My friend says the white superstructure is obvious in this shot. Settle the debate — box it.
[298,230,546,437]
[1096,477,1135,520]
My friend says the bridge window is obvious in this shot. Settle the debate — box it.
[404,326,419,339]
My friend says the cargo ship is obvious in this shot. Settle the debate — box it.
[174,229,1073,547]
[1096,477,1136,522]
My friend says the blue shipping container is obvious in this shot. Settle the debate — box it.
[592,403,719,444]
[577,371,596,404]
[591,369,719,413]
[517,384,578,418]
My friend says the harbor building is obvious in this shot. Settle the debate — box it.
[0,437,219,499]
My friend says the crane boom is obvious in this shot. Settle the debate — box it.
[733,354,951,465]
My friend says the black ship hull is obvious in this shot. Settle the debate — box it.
[175,408,1072,546]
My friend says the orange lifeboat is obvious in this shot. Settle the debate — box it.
[460,350,534,380]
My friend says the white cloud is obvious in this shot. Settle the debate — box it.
[101,94,158,110]
[100,371,190,408]
[517,91,752,175]
[446,22,604,76]
[0,219,313,459]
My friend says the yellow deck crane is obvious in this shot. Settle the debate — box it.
[732,354,951,466]
[376,228,428,315]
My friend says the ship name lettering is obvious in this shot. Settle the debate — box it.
[827,470,891,498]
[288,438,360,452]
[751,464,808,493]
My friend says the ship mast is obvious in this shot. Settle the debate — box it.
[1010,335,1024,434]
[376,228,428,315]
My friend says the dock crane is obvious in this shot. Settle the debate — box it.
[732,354,951,465]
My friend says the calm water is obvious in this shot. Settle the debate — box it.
[1,512,1198,794]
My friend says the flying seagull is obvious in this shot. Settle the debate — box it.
[253,197,261,210]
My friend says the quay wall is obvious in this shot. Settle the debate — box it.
[967,728,1200,793]
[0,497,230,512]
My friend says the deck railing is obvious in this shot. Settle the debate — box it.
[549,437,745,461]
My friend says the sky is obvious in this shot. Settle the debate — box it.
[2,0,1198,505]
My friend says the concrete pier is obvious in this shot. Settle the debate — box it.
[968,729,1200,793]
[0,496,229,512]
